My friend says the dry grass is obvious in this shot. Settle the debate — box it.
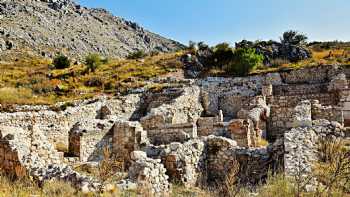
[0,51,184,106]
[250,47,350,75]
[0,175,82,197]
[313,139,350,196]
[98,147,125,183]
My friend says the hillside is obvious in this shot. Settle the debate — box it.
[0,0,185,60]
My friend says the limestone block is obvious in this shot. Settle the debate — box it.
[292,100,312,127]
[262,84,273,96]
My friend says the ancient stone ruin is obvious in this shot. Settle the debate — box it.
[0,65,349,194]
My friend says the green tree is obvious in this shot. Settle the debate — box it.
[127,50,147,59]
[85,53,102,72]
[53,54,70,69]
[281,30,308,45]
[212,42,234,67]
[227,48,264,76]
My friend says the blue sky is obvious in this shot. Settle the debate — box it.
[77,0,350,46]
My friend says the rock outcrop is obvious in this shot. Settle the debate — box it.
[0,0,185,59]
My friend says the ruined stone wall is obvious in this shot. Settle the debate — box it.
[128,151,170,194]
[312,101,343,124]
[284,119,345,178]
[269,92,339,108]
[160,140,206,187]
[198,73,282,116]
[273,84,329,96]
[0,111,70,148]
[279,65,342,84]
[141,86,204,125]
[197,116,226,137]
[147,123,197,145]
[68,119,114,162]
[112,121,147,168]
[267,92,340,141]
[205,136,275,186]
[0,95,142,147]
[267,106,294,141]
[0,129,27,176]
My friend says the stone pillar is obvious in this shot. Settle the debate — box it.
[112,121,147,168]
[262,84,273,97]
[217,110,224,122]
[227,119,253,147]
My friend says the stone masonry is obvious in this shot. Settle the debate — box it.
[0,65,349,194]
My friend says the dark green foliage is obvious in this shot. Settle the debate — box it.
[53,54,70,69]
[197,41,209,50]
[281,30,308,45]
[85,53,102,72]
[212,42,234,67]
[127,50,147,59]
[227,48,264,76]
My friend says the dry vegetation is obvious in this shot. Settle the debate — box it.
[251,47,350,75]
[0,42,349,106]
[0,51,184,106]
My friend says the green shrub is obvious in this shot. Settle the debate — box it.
[53,54,70,69]
[212,42,234,67]
[281,30,308,45]
[227,48,264,76]
[85,53,102,72]
[127,50,147,59]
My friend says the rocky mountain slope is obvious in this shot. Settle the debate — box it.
[0,0,185,59]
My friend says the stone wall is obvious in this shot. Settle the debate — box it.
[267,92,340,141]
[128,151,170,194]
[0,95,142,147]
[141,86,203,125]
[197,116,226,137]
[112,121,148,168]
[205,136,275,186]
[279,65,342,84]
[198,73,282,116]
[68,119,114,162]
[284,119,345,178]
[311,100,343,124]
[273,83,329,96]
[0,125,101,192]
[160,139,206,187]
[147,123,197,145]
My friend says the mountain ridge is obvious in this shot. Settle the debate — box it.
[0,0,185,60]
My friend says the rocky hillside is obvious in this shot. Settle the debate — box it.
[0,0,185,59]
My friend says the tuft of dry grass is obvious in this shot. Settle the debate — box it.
[98,147,125,183]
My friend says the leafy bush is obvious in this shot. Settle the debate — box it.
[212,42,234,67]
[53,54,70,69]
[85,53,102,72]
[281,30,308,45]
[127,50,147,59]
[226,48,264,76]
